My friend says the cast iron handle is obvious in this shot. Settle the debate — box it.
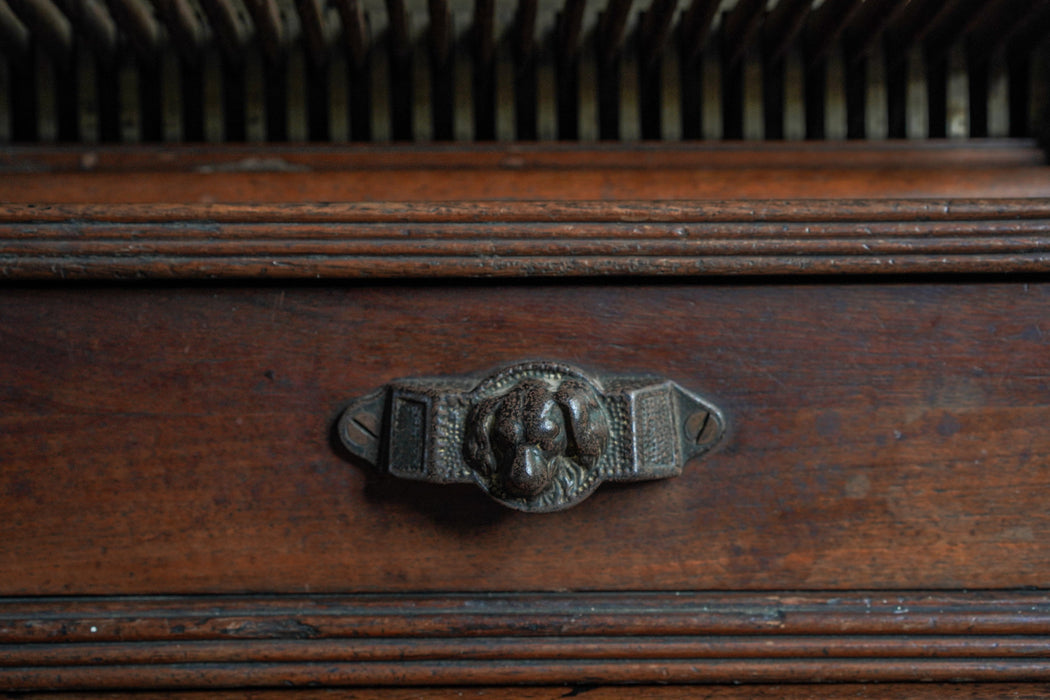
[338,362,725,512]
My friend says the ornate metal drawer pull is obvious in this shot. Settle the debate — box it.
[338,362,726,512]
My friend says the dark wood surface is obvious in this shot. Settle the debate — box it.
[1,142,1048,204]
[3,280,1050,594]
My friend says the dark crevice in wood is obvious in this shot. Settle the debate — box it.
[263,55,288,141]
[138,56,163,142]
[512,0,537,139]
[223,54,247,142]
[472,0,495,140]
[846,54,865,139]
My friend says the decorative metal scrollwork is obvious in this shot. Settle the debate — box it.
[338,362,726,512]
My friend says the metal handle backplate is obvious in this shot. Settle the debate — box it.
[338,361,725,512]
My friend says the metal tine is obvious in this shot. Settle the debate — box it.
[473,0,495,139]
[554,0,586,139]
[721,0,765,69]
[55,0,118,62]
[296,0,336,65]
[639,0,675,70]
[0,0,31,57]
[922,0,987,61]
[385,0,410,63]
[153,0,210,61]
[510,0,537,138]
[429,0,450,67]
[839,0,907,66]
[558,0,586,65]
[677,0,718,66]
[597,0,632,66]
[959,0,1027,55]
[803,0,863,66]
[763,0,811,66]
[1003,0,1050,53]
[242,0,285,61]
[880,0,941,68]
[474,0,494,69]
[197,0,254,62]
[427,0,452,139]
[6,0,73,61]
[333,0,368,70]
[106,0,163,60]
[512,0,536,63]
[384,0,412,139]
[957,0,1014,53]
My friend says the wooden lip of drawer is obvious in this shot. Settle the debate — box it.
[3,591,1050,690]
[2,142,1048,207]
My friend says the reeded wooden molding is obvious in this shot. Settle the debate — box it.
[13,688,1050,700]
[4,592,1050,690]
[2,199,1050,279]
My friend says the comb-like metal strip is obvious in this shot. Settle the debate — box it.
[0,0,1047,143]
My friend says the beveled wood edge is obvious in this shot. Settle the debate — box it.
[3,592,1050,690]
[2,198,1050,279]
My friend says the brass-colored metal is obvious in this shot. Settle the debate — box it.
[338,362,725,512]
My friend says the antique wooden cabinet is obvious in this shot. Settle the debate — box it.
[2,0,1050,696]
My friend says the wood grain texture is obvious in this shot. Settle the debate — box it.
[0,142,1047,205]
[2,140,1049,694]
[3,199,1050,279]
[3,281,1050,594]
[3,593,1050,689]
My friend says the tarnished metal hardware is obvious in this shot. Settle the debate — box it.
[338,362,726,512]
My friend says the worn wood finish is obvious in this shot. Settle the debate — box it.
[3,280,1050,593]
[12,688,1050,700]
[1,143,1047,204]
[2,143,1049,693]
[10,659,1050,689]
[3,592,1050,689]
[3,199,1050,279]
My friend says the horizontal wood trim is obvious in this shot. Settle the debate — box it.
[1,143,1047,207]
[3,593,1050,690]
[11,685,1050,699]
[7,199,1050,223]
[8,636,1050,665]
[9,660,1050,690]
[7,592,1050,641]
[3,199,1050,279]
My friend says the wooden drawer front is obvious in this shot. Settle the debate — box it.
[3,280,1050,594]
